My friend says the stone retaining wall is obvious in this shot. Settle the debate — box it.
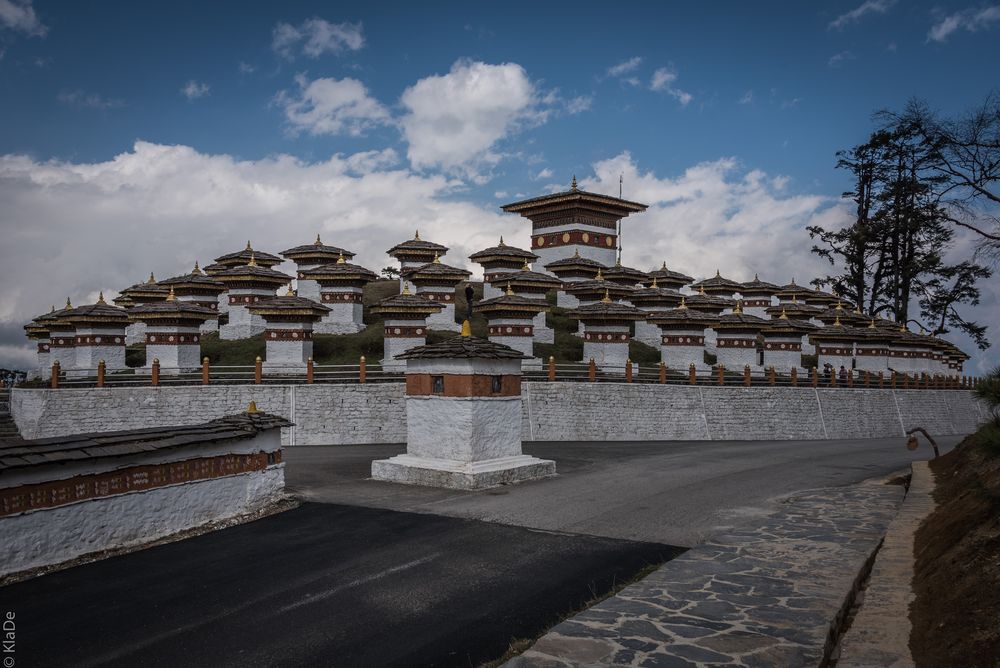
[12,383,987,445]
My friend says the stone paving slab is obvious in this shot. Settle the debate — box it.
[506,480,904,667]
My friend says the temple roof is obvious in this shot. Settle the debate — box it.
[397,334,527,360]
[815,303,867,326]
[488,268,563,289]
[64,295,130,325]
[371,290,445,315]
[765,314,817,335]
[564,276,636,297]
[568,298,646,321]
[119,273,170,299]
[300,259,378,282]
[740,274,781,294]
[501,178,647,216]
[646,263,694,286]
[809,320,869,341]
[775,280,816,300]
[128,299,218,320]
[158,263,226,290]
[469,238,538,263]
[280,235,356,261]
[714,309,769,330]
[34,300,76,327]
[212,263,293,283]
[645,307,719,325]
[690,270,742,293]
[386,231,448,257]
[628,286,685,303]
[603,262,651,284]
[214,242,283,267]
[543,252,607,272]
[248,295,331,318]
[474,293,549,313]
[403,259,472,280]
[684,293,736,311]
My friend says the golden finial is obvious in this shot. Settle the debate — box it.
[248,252,257,267]
[661,261,667,270]
[402,282,411,295]
[595,268,604,281]
[499,235,505,246]
[246,240,253,251]
[192,261,202,275]
[601,288,612,304]
[869,318,876,329]
[97,291,106,304]
[50,305,55,313]
[733,300,743,315]
[698,285,706,295]
[65,297,72,309]
[651,276,658,288]
[754,272,759,281]
[834,314,841,326]
[164,286,176,301]
[432,252,441,264]
[285,284,295,296]
[854,305,863,315]
[678,296,688,310]
[246,400,259,414]
[461,319,472,337]
[779,307,789,320]
[835,300,843,311]
[522,258,531,270]
[572,248,580,258]
[715,269,721,277]
[147,272,156,284]
[336,252,346,265]
[571,175,578,191]
[792,294,798,304]
[506,283,514,296]
[315,233,322,245]
[414,229,421,240]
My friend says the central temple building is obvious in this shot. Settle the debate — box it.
[501,177,647,272]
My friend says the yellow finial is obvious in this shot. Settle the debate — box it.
[571,175,578,191]
[601,288,612,304]
[336,252,346,265]
[779,307,789,320]
[834,314,841,326]
[835,300,843,311]
[792,294,798,304]
[651,276,658,288]
[248,252,257,267]
[285,284,295,296]
[715,269,721,277]
[506,283,514,296]
[246,240,252,251]
[246,400,259,414]
[166,286,176,301]
[315,233,322,245]
[192,261,202,275]
[595,268,604,281]
[854,305,863,314]
[573,248,580,258]
[661,261,667,270]
[522,258,531,270]
[499,235,505,246]
[754,272,759,281]
[414,229,420,240]
[698,285,706,295]
[678,296,687,310]
[147,272,156,284]
[402,282,411,295]
[733,300,743,315]
[461,319,472,337]
[65,297,72,309]
[869,318,876,329]
[97,291,106,304]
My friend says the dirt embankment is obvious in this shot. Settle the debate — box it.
[911,423,1000,667]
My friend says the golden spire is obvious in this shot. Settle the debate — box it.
[779,307,789,320]
[50,305,55,313]
[522,258,531,270]
[572,248,580,258]
[432,252,441,264]
[678,296,688,310]
[733,300,743,315]
[792,294,798,304]
[571,175,578,191]
[336,252,346,265]
[315,233,322,245]
[650,276,658,288]
[97,291,106,304]
[402,282,411,295]
[498,235,505,247]
[245,400,259,414]
[65,297,72,309]
[854,305,863,315]
[246,240,253,251]
[601,288,612,304]
[460,319,472,337]
[166,287,177,302]
[835,300,843,311]
[414,229,421,240]
[285,284,295,296]
[869,318,877,329]
[661,261,667,270]
[834,314,841,326]
[248,252,258,267]
[698,285,706,295]
[506,283,514,296]
[147,272,156,284]
[192,261,202,275]
[715,269,721,277]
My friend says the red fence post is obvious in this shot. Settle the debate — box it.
[688,363,696,385]
[202,357,210,385]
[151,358,160,387]
[254,356,262,385]
[811,367,818,388]
[96,360,106,388]
[659,362,666,384]
[306,357,314,384]
[588,358,596,382]
[359,356,366,384]
[790,367,798,387]
[547,356,556,381]
[767,367,775,386]
[743,366,751,387]
[50,360,60,389]
[625,358,633,383]
[717,365,725,386]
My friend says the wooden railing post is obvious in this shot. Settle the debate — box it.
[359,356,366,384]
[902,373,909,390]
[830,367,837,388]
[811,367,818,388]
[717,365,725,386]
[588,358,596,382]
[743,365,751,387]
[878,371,884,388]
[659,362,666,384]
[202,357,211,385]
[96,359,106,388]
[254,356,262,385]
[863,370,870,387]
[50,360,60,389]
[847,369,854,388]
[547,356,555,381]
[688,363,696,385]
[306,357,314,384]
[790,367,798,387]
[151,358,160,387]
[767,367,775,386]
[625,358,633,383]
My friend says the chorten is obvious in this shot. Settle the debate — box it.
[713,302,768,371]
[761,308,816,372]
[402,255,472,332]
[299,254,378,334]
[115,273,170,344]
[129,289,218,374]
[386,231,448,287]
[629,279,685,348]
[45,299,77,375]
[689,270,742,299]
[645,262,693,290]
[469,237,539,300]
[249,290,331,372]
[213,255,293,340]
[281,234,357,302]
[809,316,862,373]
[64,293,130,377]
[23,310,53,380]
[568,291,646,374]
[739,274,781,318]
[647,298,718,370]
[484,260,561,343]
[563,268,636,307]
[474,285,549,365]
[603,261,651,287]
[157,262,226,334]
[543,250,608,308]
[854,320,896,373]
[210,241,284,314]
[371,285,445,372]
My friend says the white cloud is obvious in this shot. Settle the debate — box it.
[399,60,548,177]
[181,80,210,100]
[828,50,856,67]
[0,141,526,369]
[607,56,642,77]
[828,0,896,30]
[650,67,692,105]
[0,0,46,36]
[272,17,364,59]
[275,74,390,137]
[238,61,255,75]
[57,90,124,110]
[739,90,754,105]
[534,167,553,180]
[927,5,1000,42]
[565,95,592,114]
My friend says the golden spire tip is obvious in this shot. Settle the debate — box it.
[414,229,420,240]
[461,319,472,337]
[147,272,156,284]
[166,286,176,301]
[248,252,257,267]
[315,233,322,245]
[192,260,202,274]
[336,252,346,265]
[601,288,612,304]
[571,175,577,191]
[402,282,411,295]
[246,400,259,414]
[506,283,514,296]
[246,240,252,251]
[432,252,441,264]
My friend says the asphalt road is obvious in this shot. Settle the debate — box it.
[285,436,962,547]
[0,503,678,668]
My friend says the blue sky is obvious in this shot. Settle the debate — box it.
[1,0,998,370]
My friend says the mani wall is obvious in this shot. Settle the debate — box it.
[11,383,988,445]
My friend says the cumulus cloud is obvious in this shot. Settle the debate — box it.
[828,50,856,67]
[180,80,210,100]
[534,167,553,180]
[275,74,390,137]
[399,60,550,177]
[607,56,642,77]
[927,5,1000,42]
[828,0,896,30]
[649,67,692,105]
[57,90,124,110]
[0,0,46,36]
[739,90,754,105]
[0,141,527,369]
[272,17,364,59]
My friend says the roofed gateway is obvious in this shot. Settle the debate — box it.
[501,176,647,273]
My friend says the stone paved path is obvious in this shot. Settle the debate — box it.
[506,479,904,667]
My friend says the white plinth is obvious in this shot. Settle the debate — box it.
[371,454,555,490]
